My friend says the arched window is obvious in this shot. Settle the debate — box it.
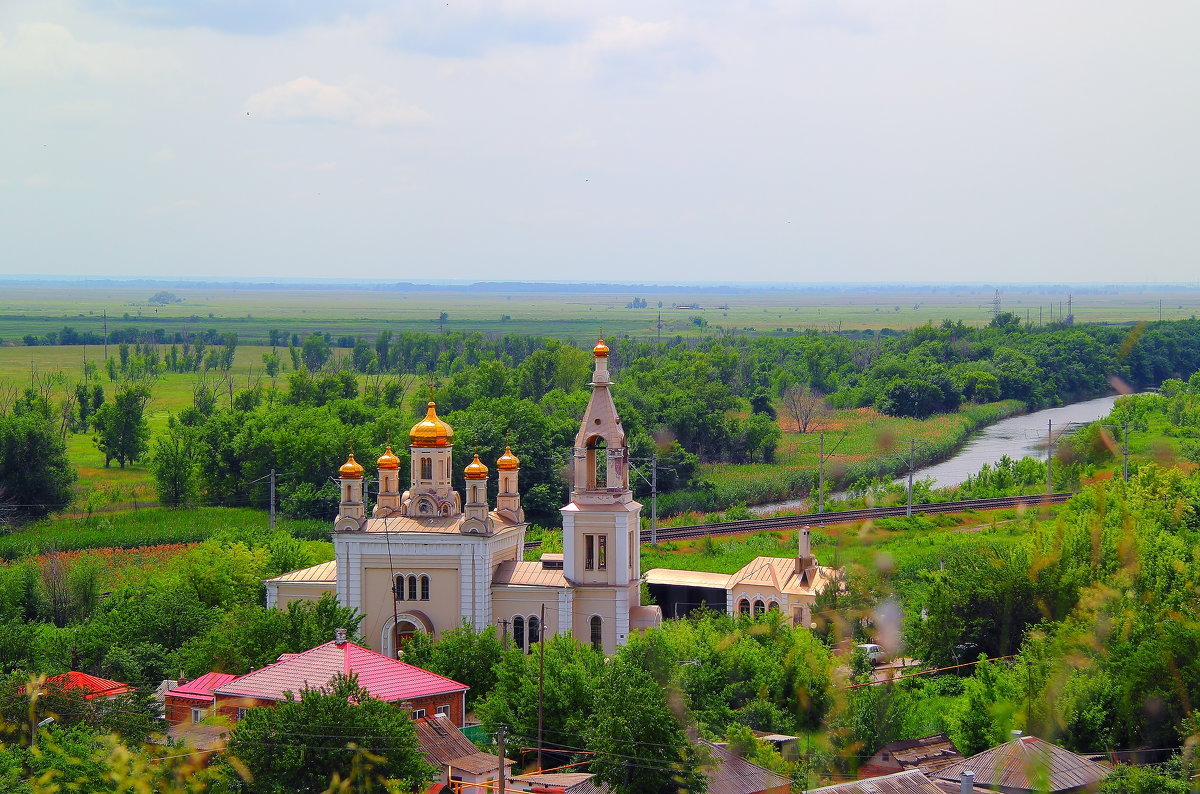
[420,575,430,601]
[768,601,779,612]
[394,575,405,601]
[513,616,525,652]
[408,575,418,601]
[345,485,352,501]
[528,615,540,649]
[586,437,607,489]
[420,457,432,480]
[753,600,765,616]
[738,599,750,616]
[590,615,602,651]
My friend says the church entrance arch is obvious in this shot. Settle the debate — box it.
[380,611,433,659]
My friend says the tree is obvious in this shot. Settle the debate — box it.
[0,412,76,519]
[91,384,151,468]
[781,384,826,433]
[399,622,503,708]
[225,673,435,793]
[586,656,707,794]
[301,333,332,371]
[150,417,198,507]
[175,594,363,676]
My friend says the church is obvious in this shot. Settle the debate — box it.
[266,337,662,655]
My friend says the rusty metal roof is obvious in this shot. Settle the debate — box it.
[262,560,337,584]
[809,769,952,793]
[931,735,1111,792]
[492,559,567,588]
[644,568,732,589]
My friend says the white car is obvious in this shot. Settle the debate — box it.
[857,643,885,665]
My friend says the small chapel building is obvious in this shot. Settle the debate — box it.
[266,338,662,655]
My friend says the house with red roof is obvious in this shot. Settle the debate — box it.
[163,672,240,726]
[33,672,132,701]
[206,630,469,727]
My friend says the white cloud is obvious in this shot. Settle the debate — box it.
[244,77,429,127]
[0,22,169,86]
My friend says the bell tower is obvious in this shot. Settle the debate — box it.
[337,451,365,527]
[562,336,643,653]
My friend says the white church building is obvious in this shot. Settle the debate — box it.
[266,337,661,655]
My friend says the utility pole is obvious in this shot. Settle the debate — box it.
[103,309,108,361]
[1046,420,1054,496]
[1123,421,1130,482]
[537,603,545,772]
[818,433,825,514]
[496,725,507,794]
[907,439,916,517]
[269,468,276,532]
[650,450,658,547]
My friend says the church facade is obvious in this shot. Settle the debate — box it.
[266,338,662,656]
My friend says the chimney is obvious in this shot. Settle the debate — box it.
[796,526,814,578]
[960,770,974,794]
[1011,729,1023,739]
[334,628,348,646]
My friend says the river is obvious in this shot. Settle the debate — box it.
[751,393,1123,514]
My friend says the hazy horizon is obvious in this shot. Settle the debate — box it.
[3,1,1198,284]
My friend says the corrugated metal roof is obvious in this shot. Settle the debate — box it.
[414,716,496,774]
[354,512,521,534]
[809,769,949,793]
[164,672,239,703]
[38,672,131,700]
[931,736,1111,792]
[644,568,732,589]
[263,560,337,584]
[214,640,468,702]
[492,560,567,588]
[864,733,963,775]
[727,556,834,597]
[512,772,594,787]
[699,737,793,794]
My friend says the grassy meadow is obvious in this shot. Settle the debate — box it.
[2,282,1199,345]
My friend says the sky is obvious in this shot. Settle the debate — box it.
[2,1,1198,284]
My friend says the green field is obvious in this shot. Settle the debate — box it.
[1,282,1198,344]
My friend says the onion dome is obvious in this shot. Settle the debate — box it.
[409,402,454,448]
[497,445,520,471]
[377,444,400,470]
[593,336,610,358]
[464,453,489,480]
[339,452,364,479]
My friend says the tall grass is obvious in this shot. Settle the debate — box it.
[0,507,328,560]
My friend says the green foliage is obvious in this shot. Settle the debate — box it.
[92,384,151,469]
[586,655,707,794]
[398,622,503,708]
[225,672,435,793]
[177,538,269,608]
[0,411,76,520]
[175,594,363,676]
[150,416,198,507]
[1098,757,1192,793]
[475,633,605,754]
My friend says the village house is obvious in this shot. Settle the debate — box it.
[644,524,837,625]
[413,714,512,791]
[28,671,132,701]
[930,733,1111,793]
[859,733,963,779]
[164,630,468,727]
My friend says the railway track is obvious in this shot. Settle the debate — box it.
[523,492,1072,552]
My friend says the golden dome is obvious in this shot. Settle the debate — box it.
[339,452,364,479]
[377,444,400,470]
[497,445,520,471]
[464,453,489,480]
[409,402,454,448]
[593,337,610,358]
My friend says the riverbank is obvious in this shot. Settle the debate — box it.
[655,399,1026,518]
